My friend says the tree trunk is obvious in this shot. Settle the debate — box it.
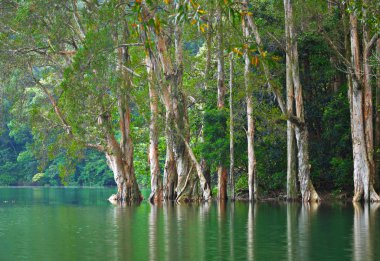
[216,1,228,200]
[106,146,141,203]
[200,9,213,195]
[376,39,380,190]
[349,12,380,202]
[242,2,258,201]
[108,35,142,203]
[229,53,235,201]
[163,126,177,200]
[284,0,319,202]
[141,26,163,203]
[172,10,199,202]
[246,93,257,201]
[146,55,163,203]
[362,2,376,195]
[142,1,211,201]
[160,50,178,201]
[285,3,298,200]
[174,99,199,202]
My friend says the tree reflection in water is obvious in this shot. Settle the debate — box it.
[353,203,380,261]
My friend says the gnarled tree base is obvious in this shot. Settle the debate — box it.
[149,189,163,204]
[353,186,380,202]
[301,182,320,202]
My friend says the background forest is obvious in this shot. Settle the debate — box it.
[0,0,379,202]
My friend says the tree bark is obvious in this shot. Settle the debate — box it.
[229,52,235,201]
[376,39,380,190]
[108,28,142,203]
[146,53,163,203]
[171,4,204,201]
[200,8,213,195]
[104,98,141,203]
[285,2,298,200]
[362,0,376,195]
[241,4,258,201]
[139,20,176,201]
[284,0,319,202]
[349,11,380,202]
[216,1,228,200]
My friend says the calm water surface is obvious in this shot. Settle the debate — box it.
[0,187,379,261]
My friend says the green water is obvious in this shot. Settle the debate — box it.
[0,187,379,261]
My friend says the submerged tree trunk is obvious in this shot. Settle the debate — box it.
[229,53,235,201]
[284,0,319,202]
[216,1,228,200]
[349,12,380,201]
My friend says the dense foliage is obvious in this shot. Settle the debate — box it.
[0,0,379,200]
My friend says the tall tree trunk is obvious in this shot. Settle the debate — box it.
[146,54,163,203]
[285,2,298,200]
[376,39,380,190]
[216,1,228,200]
[159,41,178,201]
[349,11,380,201]
[108,31,142,203]
[229,53,235,201]
[362,1,376,196]
[244,0,317,201]
[172,7,199,202]
[139,23,176,201]
[141,1,212,201]
[150,16,181,201]
[284,0,319,202]
[200,2,213,194]
[241,6,258,201]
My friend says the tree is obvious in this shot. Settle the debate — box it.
[242,0,258,201]
[283,0,319,202]
[1,0,144,202]
[347,0,380,201]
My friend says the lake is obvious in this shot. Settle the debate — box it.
[0,187,379,261]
